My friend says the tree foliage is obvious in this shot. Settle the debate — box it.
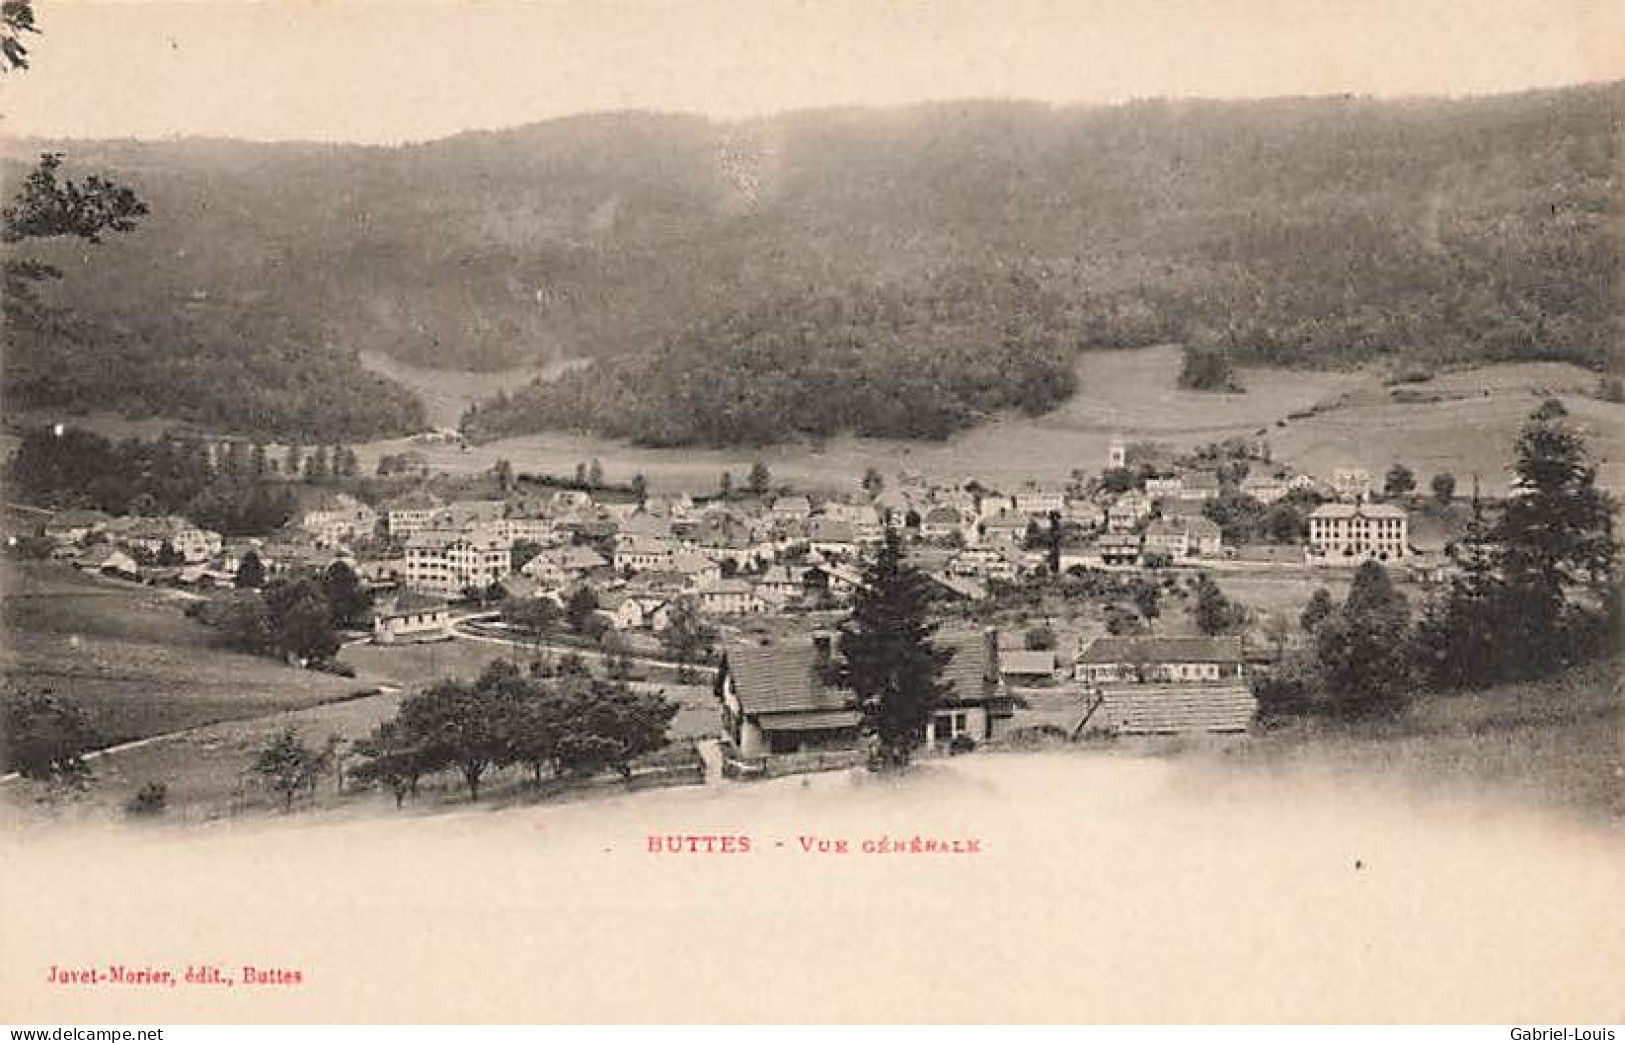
[358,658,676,801]
[322,560,373,629]
[251,726,327,812]
[1190,574,1246,635]
[1415,405,1619,688]
[10,428,297,536]
[835,529,953,770]
[1,686,101,786]
[1313,561,1413,716]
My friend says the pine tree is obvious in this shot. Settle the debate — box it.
[1439,404,1622,679]
[835,529,953,770]
[1299,587,1335,633]
[1314,561,1412,716]
[747,460,771,495]
[235,549,266,589]
[304,445,331,484]
[1045,510,1063,575]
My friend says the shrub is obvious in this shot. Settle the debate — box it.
[125,780,169,817]
[1251,670,1315,719]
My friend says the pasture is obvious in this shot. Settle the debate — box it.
[0,560,369,748]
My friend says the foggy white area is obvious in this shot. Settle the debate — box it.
[5,753,1622,1022]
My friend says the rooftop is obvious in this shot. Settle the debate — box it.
[1078,635,1245,665]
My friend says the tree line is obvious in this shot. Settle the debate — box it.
[8,427,371,537]
[348,658,678,804]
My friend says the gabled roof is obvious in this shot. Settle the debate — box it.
[47,508,112,528]
[554,545,609,569]
[670,550,720,574]
[377,590,449,618]
[726,628,998,717]
[726,642,851,716]
[1078,635,1244,665]
[384,491,442,512]
[771,495,812,514]
[1099,681,1256,734]
[926,572,988,601]
[1181,471,1221,491]
[1001,649,1057,676]
[1310,503,1407,520]
[807,518,855,542]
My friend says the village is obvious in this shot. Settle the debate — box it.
[10,425,1465,785]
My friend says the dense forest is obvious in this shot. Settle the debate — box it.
[463,266,1083,445]
[8,427,300,535]
[3,84,1618,444]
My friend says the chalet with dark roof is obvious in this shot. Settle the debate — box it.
[716,629,1012,759]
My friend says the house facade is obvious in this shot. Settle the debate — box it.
[404,528,511,597]
[372,592,453,644]
[1306,503,1409,564]
[1076,636,1248,684]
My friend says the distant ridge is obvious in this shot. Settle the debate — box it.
[4,82,1619,443]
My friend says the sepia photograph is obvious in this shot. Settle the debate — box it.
[0,0,1622,1028]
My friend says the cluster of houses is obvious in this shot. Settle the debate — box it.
[35,509,227,584]
[23,436,1420,660]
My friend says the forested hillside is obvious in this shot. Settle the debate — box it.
[3,84,1618,444]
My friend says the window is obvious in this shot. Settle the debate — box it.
[934,711,970,743]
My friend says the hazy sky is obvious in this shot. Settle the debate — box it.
[1,0,1621,143]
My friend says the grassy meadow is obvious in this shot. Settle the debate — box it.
[0,559,371,748]
[1233,656,1625,825]
[348,345,1625,496]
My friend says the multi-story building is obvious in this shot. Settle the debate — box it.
[1143,515,1223,558]
[404,527,510,598]
[613,534,678,573]
[1306,503,1408,564]
[1010,485,1067,517]
[1144,475,1184,499]
[299,493,378,548]
[1106,492,1154,533]
[384,493,444,540]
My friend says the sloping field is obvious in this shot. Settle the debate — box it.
[1271,391,1625,496]
[0,560,367,748]
[357,351,580,431]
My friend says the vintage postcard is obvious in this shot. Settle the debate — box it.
[1,0,1622,1027]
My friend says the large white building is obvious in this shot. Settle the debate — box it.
[1306,503,1409,564]
[404,528,511,597]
